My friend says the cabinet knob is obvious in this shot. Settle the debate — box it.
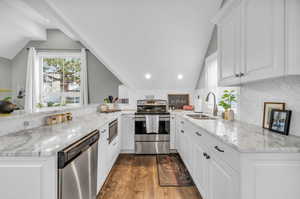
[240,73,245,77]
[181,130,184,134]
[203,152,210,159]
[181,121,184,124]
[195,132,202,137]
[235,74,240,77]
[214,146,225,153]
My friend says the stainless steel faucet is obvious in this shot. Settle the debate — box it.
[205,92,218,116]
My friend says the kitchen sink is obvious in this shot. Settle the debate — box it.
[186,114,216,120]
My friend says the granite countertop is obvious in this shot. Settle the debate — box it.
[0,112,122,157]
[176,112,300,153]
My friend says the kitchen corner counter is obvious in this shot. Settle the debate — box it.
[175,112,300,153]
[0,112,120,157]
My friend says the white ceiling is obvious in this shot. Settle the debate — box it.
[43,0,222,89]
[0,0,49,59]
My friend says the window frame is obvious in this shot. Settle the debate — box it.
[37,51,82,110]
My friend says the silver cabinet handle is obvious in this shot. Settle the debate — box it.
[181,130,184,134]
[214,146,225,153]
[195,132,202,136]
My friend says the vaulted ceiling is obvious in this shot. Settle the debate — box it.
[2,0,221,89]
[44,0,222,89]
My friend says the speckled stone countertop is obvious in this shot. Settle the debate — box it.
[174,112,300,153]
[0,112,130,157]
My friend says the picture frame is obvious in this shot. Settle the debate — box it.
[262,102,285,129]
[269,109,292,135]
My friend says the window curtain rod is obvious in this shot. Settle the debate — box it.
[26,47,89,51]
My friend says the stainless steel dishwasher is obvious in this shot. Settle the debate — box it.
[58,130,99,199]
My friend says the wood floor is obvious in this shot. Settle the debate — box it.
[97,154,202,199]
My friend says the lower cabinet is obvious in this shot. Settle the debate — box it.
[97,122,121,194]
[193,143,209,199]
[178,119,239,199]
[208,157,239,199]
[120,115,135,152]
[97,125,109,193]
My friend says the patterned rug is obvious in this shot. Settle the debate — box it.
[157,154,194,187]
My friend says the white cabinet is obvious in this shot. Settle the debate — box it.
[97,125,109,193]
[120,115,135,153]
[182,119,239,199]
[193,143,209,199]
[286,0,300,75]
[215,0,297,86]
[240,0,285,83]
[208,156,239,199]
[240,154,300,199]
[218,1,241,86]
[97,119,121,194]
[0,157,56,199]
[170,114,176,149]
[177,115,300,199]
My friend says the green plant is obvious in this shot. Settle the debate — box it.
[218,90,236,111]
[104,98,110,104]
[2,97,12,102]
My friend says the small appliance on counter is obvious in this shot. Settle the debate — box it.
[135,99,170,154]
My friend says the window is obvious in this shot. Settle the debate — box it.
[204,52,239,113]
[205,53,218,110]
[38,53,82,108]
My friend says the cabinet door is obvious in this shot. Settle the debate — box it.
[286,0,300,75]
[170,114,176,149]
[208,157,239,199]
[241,0,285,83]
[193,143,209,199]
[97,126,109,193]
[218,3,241,86]
[121,115,135,152]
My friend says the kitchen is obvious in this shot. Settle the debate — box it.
[0,0,300,199]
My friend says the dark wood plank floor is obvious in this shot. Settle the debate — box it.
[98,154,202,199]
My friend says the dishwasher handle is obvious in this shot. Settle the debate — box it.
[58,130,99,169]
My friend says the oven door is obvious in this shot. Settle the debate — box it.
[135,115,170,135]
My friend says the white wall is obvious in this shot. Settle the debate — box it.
[118,85,195,110]
[239,76,300,136]
[10,29,121,105]
[0,57,12,99]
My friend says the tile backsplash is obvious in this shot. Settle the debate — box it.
[239,76,300,136]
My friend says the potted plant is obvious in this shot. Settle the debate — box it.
[0,97,16,114]
[218,90,236,121]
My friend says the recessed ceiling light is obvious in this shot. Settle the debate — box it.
[177,74,183,80]
[145,73,152,79]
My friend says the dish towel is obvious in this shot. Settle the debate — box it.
[145,115,159,133]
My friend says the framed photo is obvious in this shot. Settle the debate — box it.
[262,102,285,129]
[269,109,292,135]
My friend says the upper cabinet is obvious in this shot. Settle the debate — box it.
[214,0,299,86]
[286,0,300,75]
[218,1,241,86]
[240,0,285,83]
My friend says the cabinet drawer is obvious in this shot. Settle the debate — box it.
[206,134,240,172]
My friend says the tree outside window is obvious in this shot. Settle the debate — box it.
[38,54,82,108]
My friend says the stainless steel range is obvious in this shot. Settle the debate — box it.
[135,100,170,154]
